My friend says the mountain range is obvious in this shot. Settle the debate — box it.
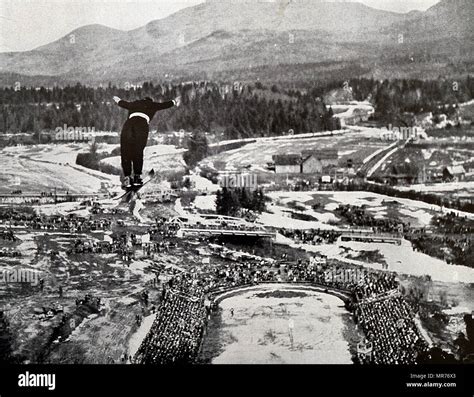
[0,0,472,87]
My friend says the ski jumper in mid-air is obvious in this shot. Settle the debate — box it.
[113,95,180,189]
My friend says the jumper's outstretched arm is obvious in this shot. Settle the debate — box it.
[113,96,133,110]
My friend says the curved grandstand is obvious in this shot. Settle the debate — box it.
[133,252,429,365]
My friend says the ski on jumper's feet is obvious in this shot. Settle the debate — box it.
[114,169,155,202]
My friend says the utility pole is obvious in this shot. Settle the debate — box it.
[288,318,294,349]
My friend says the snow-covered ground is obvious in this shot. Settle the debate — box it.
[101,145,186,173]
[3,142,90,164]
[366,141,401,178]
[259,210,338,230]
[394,181,474,194]
[338,240,474,283]
[194,195,216,211]
[398,208,432,225]
[329,101,374,120]
[174,198,186,216]
[264,191,472,229]
[182,189,474,282]
[256,191,474,282]
[188,173,220,193]
[0,144,118,193]
[262,194,339,229]
[203,284,352,364]
[328,191,472,220]
[127,313,156,360]
[0,143,184,193]
[188,189,471,231]
[281,238,474,284]
[209,129,348,148]
[201,128,387,173]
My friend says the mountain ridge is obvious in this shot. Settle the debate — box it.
[0,0,472,86]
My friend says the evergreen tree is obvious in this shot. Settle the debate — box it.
[183,131,208,168]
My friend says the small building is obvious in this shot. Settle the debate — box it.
[443,166,466,182]
[321,175,332,184]
[422,166,443,183]
[301,150,338,174]
[413,112,433,127]
[273,154,302,174]
[464,161,474,175]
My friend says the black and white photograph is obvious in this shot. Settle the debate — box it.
[0,0,473,394]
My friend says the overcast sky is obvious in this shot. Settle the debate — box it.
[0,0,440,52]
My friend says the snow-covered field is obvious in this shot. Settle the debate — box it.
[184,189,474,282]
[188,173,220,193]
[262,194,340,229]
[0,143,118,193]
[328,101,374,120]
[394,181,474,196]
[201,128,389,173]
[127,313,155,359]
[189,189,471,231]
[0,143,187,194]
[101,145,186,174]
[336,240,473,283]
[194,195,217,211]
[263,191,473,229]
[254,191,474,282]
[279,237,474,284]
[3,142,90,164]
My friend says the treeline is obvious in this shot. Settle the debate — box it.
[0,81,340,139]
[215,188,266,217]
[306,76,474,124]
[75,142,120,175]
[345,76,474,124]
[3,76,472,139]
[183,132,208,168]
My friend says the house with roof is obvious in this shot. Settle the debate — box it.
[443,165,466,182]
[463,161,474,175]
[413,112,433,128]
[272,154,302,174]
[273,150,339,174]
[301,150,338,174]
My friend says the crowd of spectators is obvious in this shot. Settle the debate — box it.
[0,248,22,258]
[431,212,473,235]
[279,228,341,244]
[66,238,133,258]
[150,219,180,238]
[408,213,473,268]
[0,208,35,222]
[0,230,16,241]
[355,295,428,364]
[0,212,111,232]
[409,234,473,268]
[279,205,472,270]
[66,233,175,259]
[133,242,424,364]
[312,264,398,299]
[134,287,206,364]
[335,204,408,234]
[30,215,111,232]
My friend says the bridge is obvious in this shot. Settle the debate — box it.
[339,233,402,245]
[177,227,275,239]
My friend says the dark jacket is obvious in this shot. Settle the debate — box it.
[118,99,175,121]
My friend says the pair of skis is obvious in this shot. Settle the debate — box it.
[114,169,156,204]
